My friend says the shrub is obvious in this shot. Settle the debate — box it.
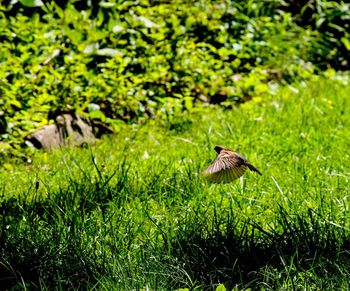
[0,0,348,157]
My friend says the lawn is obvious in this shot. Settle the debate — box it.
[1,78,350,290]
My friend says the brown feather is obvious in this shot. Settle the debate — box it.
[203,145,261,183]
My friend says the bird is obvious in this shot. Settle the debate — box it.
[203,145,262,183]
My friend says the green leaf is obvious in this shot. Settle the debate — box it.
[19,0,44,7]
[88,110,107,122]
[215,284,226,291]
[97,48,122,57]
[341,37,350,51]
[99,1,116,8]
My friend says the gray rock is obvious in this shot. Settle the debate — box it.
[26,113,98,150]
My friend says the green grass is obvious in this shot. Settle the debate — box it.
[1,78,350,290]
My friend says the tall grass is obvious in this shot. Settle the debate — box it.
[1,78,350,289]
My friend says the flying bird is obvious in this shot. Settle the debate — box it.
[203,145,262,183]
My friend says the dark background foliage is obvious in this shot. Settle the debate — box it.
[0,0,349,157]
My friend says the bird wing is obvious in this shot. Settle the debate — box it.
[246,163,262,175]
[203,153,247,183]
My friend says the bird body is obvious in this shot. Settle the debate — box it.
[203,145,261,183]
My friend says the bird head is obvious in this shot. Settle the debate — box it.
[214,145,227,153]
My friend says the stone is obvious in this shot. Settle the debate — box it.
[25,113,101,150]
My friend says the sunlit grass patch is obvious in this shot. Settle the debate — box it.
[0,79,350,289]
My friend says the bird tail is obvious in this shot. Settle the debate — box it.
[247,163,262,175]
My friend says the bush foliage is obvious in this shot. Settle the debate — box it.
[0,0,349,157]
